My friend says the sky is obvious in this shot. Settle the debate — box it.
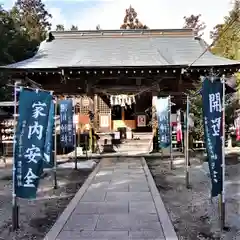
[1,0,234,44]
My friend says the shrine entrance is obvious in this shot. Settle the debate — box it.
[110,93,152,132]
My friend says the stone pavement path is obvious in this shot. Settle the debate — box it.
[45,157,178,240]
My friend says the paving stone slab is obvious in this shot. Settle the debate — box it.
[105,192,152,202]
[100,167,116,171]
[92,176,113,183]
[57,231,128,240]
[127,176,147,181]
[129,183,150,192]
[72,202,99,214]
[108,182,129,192]
[88,182,110,191]
[110,177,130,182]
[111,175,130,181]
[129,201,156,214]
[81,191,107,202]
[111,175,146,181]
[96,214,160,231]
[74,230,129,239]
[74,202,129,214]
[96,169,114,175]
[63,214,99,231]
[129,230,165,239]
[113,169,144,174]
[127,179,148,184]
[114,164,129,168]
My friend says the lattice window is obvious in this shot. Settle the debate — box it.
[98,96,111,114]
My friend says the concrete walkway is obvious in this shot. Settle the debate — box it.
[44,157,178,240]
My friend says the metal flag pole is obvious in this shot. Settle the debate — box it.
[169,95,173,170]
[185,95,190,188]
[220,75,226,230]
[12,81,20,230]
[73,98,77,170]
[181,110,184,153]
[53,97,58,189]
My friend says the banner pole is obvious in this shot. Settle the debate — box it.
[74,98,77,170]
[85,134,88,159]
[12,81,19,230]
[220,76,226,230]
[169,95,173,170]
[53,97,58,189]
[185,95,190,188]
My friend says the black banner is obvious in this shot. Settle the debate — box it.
[202,77,223,197]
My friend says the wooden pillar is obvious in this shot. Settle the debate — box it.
[178,72,183,109]
[92,94,98,153]
[121,106,125,121]
[178,72,183,92]
[152,93,159,152]
[93,94,98,131]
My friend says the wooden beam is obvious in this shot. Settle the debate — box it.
[178,72,183,93]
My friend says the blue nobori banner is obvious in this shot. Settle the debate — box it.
[14,89,52,199]
[202,77,223,197]
[59,99,74,148]
[156,97,171,148]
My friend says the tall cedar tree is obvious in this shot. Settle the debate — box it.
[70,25,78,31]
[188,2,240,140]
[0,2,51,100]
[12,0,52,42]
[0,5,17,64]
[188,80,238,140]
[183,14,206,37]
[0,5,17,100]
[56,24,65,31]
[0,5,37,63]
[120,5,148,29]
[210,0,240,111]
[211,0,240,59]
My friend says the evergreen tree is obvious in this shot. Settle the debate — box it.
[183,14,206,37]
[186,2,240,140]
[96,24,101,30]
[0,2,52,100]
[0,4,33,64]
[211,0,240,59]
[12,0,52,42]
[120,5,148,29]
[188,80,238,140]
[70,25,78,31]
[0,5,16,64]
[56,24,65,31]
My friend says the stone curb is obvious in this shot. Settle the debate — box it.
[141,157,179,240]
[43,161,102,240]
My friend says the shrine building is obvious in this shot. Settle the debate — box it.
[2,28,240,133]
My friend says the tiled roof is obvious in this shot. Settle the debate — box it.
[3,29,240,69]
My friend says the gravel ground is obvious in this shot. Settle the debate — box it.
[146,153,240,240]
[0,161,95,240]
